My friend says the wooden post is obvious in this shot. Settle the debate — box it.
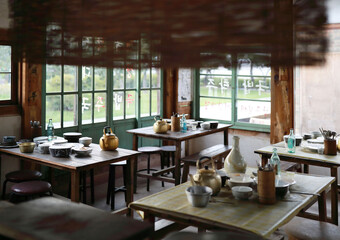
[270,0,294,144]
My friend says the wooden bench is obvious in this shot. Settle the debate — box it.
[181,144,232,183]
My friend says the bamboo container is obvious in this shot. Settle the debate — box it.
[324,139,337,155]
[257,169,276,204]
[171,116,181,132]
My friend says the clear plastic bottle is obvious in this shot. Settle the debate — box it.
[287,128,296,153]
[270,148,281,177]
[180,114,187,133]
[47,119,54,141]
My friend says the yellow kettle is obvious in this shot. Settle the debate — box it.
[99,126,119,151]
[190,156,222,196]
[153,116,168,134]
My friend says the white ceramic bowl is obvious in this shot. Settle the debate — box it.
[201,122,210,130]
[79,137,92,147]
[49,143,73,157]
[232,186,253,200]
[38,142,51,154]
[228,174,254,188]
[185,186,212,207]
[73,146,92,157]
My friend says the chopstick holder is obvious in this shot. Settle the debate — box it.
[257,169,276,204]
[171,116,181,132]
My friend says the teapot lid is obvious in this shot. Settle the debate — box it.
[198,165,215,174]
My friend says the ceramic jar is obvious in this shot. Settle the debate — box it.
[224,136,247,174]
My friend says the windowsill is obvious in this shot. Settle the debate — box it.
[230,125,270,133]
[0,105,21,116]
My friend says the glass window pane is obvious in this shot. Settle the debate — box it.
[95,67,106,90]
[46,65,61,93]
[0,74,11,100]
[94,93,106,123]
[237,76,271,100]
[64,65,77,92]
[151,90,161,115]
[141,90,150,117]
[200,66,232,75]
[113,68,124,90]
[126,68,137,89]
[200,97,231,121]
[0,45,11,72]
[126,90,136,119]
[82,37,93,57]
[237,56,271,76]
[63,94,78,127]
[82,93,92,125]
[151,68,160,88]
[141,68,150,88]
[200,75,231,97]
[82,66,93,91]
[113,91,124,120]
[237,100,270,125]
[46,95,61,128]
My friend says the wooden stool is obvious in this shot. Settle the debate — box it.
[284,217,340,240]
[137,146,162,191]
[68,169,95,204]
[2,170,42,199]
[9,180,53,202]
[161,146,176,167]
[106,161,127,210]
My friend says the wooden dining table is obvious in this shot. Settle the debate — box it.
[255,143,339,225]
[0,197,152,240]
[127,123,232,185]
[0,144,140,213]
[129,169,335,239]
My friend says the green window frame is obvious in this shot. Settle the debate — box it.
[0,44,17,105]
[196,54,271,132]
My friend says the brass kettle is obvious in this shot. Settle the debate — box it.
[153,116,168,134]
[190,156,222,196]
[99,126,119,151]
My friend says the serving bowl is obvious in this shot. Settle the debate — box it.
[275,180,290,199]
[19,142,36,153]
[49,144,73,157]
[185,186,212,207]
[63,132,82,143]
[232,186,253,200]
[73,146,92,157]
[79,137,92,147]
[38,143,51,154]
[228,174,254,188]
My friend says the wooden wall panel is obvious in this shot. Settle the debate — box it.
[21,63,42,139]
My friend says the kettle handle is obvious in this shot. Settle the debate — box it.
[103,126,113,135]
[101,138,108,148]
[196,156,214,170]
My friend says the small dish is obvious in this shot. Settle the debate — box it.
[52,138,68,145]
[73,146,92,157]
[228,174,254,188]
[38,143,51,154]
[49,144,73,157]
[232,186,253,200]
[201,122,210,130]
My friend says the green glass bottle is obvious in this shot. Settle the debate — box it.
[287,128,296,153]
[47,119,54,141]
[270,148,281,176]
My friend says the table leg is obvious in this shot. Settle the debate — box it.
[132,135,138,151]
[303,164,309,174]
[132,135,138,193]
[261,155,269,167]
[70,171,80,202]
[318,190,327,222]
[175,141,182,185]
[126,156,135,217]
[330,167,338,225]
[224,129,229,145]
[185,140,189,157]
